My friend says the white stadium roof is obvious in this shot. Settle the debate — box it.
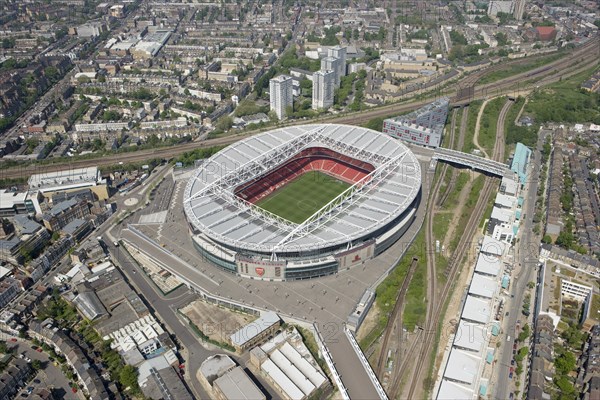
[184,124,421,254]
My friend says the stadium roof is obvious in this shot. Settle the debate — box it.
[184,124,421,254]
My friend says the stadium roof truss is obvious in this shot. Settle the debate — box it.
[184,125,421,254]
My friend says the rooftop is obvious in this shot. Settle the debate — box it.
[213,366,266,400]
[230,311,280,347]
[462,295,492,324]
[28,167,100,190]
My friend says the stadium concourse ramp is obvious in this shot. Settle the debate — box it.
[433,147,509,176]
[121,226,385,398]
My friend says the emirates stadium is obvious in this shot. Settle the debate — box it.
[183,124,422,280]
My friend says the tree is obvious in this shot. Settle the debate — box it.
[119,365,140,392]
[215,116,233,131]
[517,324,531,342]
[31,359,42,370]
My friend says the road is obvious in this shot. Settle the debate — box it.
[1,35,598,180]
[7,338,81,400]
[494,126,544,400]
[105,238,214,400]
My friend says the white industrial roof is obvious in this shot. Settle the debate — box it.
[443,349,482,386]
[453,320,487,353]
[436,379,476,400]
[480,235,506,257]
[501,176,519,196]
[184,124,421,254]
[279,342,326,388]
[230,311,280,347]
[491,207,513,223]
[462,295,492,324]
[270,349,316,395]
[28,166,100,190]
[213,366,265,400]
[468,274,498,299]
[495,193,516,209]
[261,359,305,399]
[0,190,27,209]
[474,253,502,276]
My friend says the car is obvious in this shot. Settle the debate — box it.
[513,343,517,350]
[71,388,78,393]
[509,367,514,373]
[511,359,515,366]
[30,345,38,350]
[505,311,509,317]
[27,387,33,393]
[36,348,42,352]
[509,393,514,400]
[512,349,516,356]
[33,379,40,384]
[48,357,54,362]
[9,338,17,342]
[20,393,27,398]
[509,372,513,379]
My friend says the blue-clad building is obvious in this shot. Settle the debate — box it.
[511,143,531,186]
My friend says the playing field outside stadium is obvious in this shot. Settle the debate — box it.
[256,171,351,223]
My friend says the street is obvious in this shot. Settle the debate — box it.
[493,130,545,400]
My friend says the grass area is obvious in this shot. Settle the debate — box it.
[450,175,484,251]
[477,97,505,156]
[179,310,236,352]
[442,172,470,210]
[502,96,526,160]
[360,227,428,349]
[478,53,565,85]
[524,66,600,125]
[480,189,496,229]
[295,326,330,378]
[432,213,452,243]
[256,171,350,223]
[462,100,482,154]
[402,228,428,331]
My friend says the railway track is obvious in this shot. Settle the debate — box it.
[1,36,598,180]
[374,257,419,378]
[402,99,512,399]
[376,108,460,392]
[438,106,469,207]
[383,108,459,398]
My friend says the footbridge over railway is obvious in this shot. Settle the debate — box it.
[433,147,510,176]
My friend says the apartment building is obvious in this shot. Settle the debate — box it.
[269,75,293,120]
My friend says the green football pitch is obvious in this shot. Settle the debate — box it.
[256,171,351,224]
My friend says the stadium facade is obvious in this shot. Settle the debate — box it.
[183,124,422,280]
[382,97,449,147]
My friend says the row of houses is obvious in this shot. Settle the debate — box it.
[29,319,111,399]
